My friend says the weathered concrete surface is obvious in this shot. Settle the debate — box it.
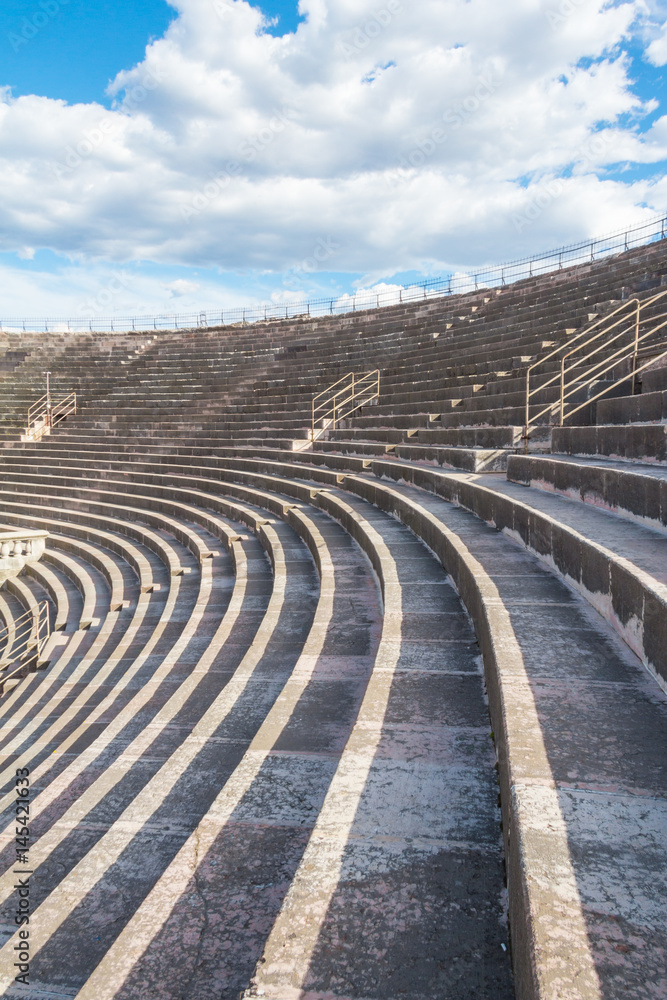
[552,424,667,465]
[506,454,667,530]
[0,489,515,1000]
[369,459,667,691]
[237,493,512,1000]
[342,476,667,1000]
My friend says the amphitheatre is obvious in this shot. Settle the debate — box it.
[0,221,665,1000]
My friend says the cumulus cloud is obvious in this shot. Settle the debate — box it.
[0,0,665,316]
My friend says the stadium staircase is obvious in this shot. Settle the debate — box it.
[0,241,665,999]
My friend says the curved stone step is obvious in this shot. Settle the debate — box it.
[0,507,322,994]
[331,472,667,1000]
[0,506,158,594]
[507,453,667,530]
[23,558,72,632]
[47,532,130,613]
[364,458,667,691]
[0,528,192,780]
[25,478,512,1000]
[13,452,663,993]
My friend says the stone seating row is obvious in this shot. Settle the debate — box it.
[0,453,663,996]
[0,458,516,998]
[7,438,665,688]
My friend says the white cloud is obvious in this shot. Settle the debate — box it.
[0,0,665,316]
[164,278,200,297]
[0,259,256,321]
[647,19,667,64]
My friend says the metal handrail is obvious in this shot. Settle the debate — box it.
[524,299,640,431]
[312,373,356,411]
[0,605,33,647]
[25,391,77,440]
[27,393,49,427]
[311,370,380,441]
[561,327,667,424]
[524,290,667,438]
[51,392,77,426]
[0,601,49,664]
[0,598,50,695]
[559,310,667,399]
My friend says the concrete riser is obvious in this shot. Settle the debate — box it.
[553,424,667,464]
[507,454,667,529]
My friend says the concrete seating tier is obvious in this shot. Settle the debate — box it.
[0,457,520,998]
[0,240,666,999]
[0,448,663,996]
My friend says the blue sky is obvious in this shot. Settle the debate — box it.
[0,1,304,104]
[2,1,175,106]
[0,0,666,320]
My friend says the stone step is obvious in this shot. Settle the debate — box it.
[596,389,667,424]
[507,452,667,530]
[553,423,667,464]
[333,472,667,1000]
[366,458,667,688]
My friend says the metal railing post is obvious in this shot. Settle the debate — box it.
[632,300,641,387]
[560,358,566,426]
[44,371,52,429]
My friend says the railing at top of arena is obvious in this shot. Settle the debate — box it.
[1,215,666,335]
